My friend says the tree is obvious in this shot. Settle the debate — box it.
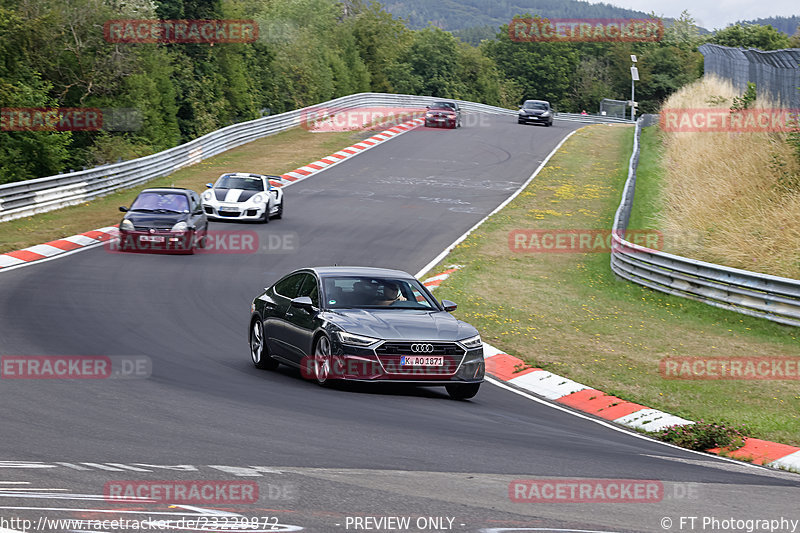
[483,17,581,109]
[708,23,791,50]
[789,27,800,48]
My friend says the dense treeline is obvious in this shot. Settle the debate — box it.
[483,12,705,115]
[383,0,654,32]
[734,16,800,37]
[0,0,790,184]
[707,23,796,50]
[0,0,522,183]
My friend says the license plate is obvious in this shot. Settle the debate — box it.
[219,206,238,212]
[140,235,165,242]
[401,356,444,366]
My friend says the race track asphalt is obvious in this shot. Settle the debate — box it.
[0,116,796,533]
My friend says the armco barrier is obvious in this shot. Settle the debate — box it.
[610,115,800,327]
[0,94,629,222]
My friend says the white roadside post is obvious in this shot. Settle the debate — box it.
[630,55,639,121]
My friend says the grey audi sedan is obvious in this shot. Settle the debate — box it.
[248,266,484,399]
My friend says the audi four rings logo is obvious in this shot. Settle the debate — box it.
[411,344,434,353]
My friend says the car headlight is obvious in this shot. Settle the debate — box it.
[170,221,188,233]
[251,193,265,204]
[459,334,482,349]
[336,331,380,347]
[541,111,551,116]
[120,219,134,232]
[202,190,213,202]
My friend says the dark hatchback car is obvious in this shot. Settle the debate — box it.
[518,99,553,126]
[118,188,208,254]
[249,266,484,399]
[424,101,462,129]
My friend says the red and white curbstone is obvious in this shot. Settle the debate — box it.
[421,266,800,470]
[0,226,118,270]
[0,118,424,270]
[273,118,424,187]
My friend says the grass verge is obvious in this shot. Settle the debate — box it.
[0,127,371,253]
[427,123,800,446]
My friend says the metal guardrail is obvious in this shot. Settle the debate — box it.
[0,93,630,222]
[610,115,800,327]
[554,112,632,124]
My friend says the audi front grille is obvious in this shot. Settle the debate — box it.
[375,342,465,356]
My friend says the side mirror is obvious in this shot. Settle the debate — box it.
[441,300,457,312]
[206,183,213,189]
[291,296,315,312]
[118,206,128,212]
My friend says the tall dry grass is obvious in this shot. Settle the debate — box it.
[658,76,800,279]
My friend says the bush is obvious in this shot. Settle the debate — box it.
[730,82,757,112]
[657,420,747,451]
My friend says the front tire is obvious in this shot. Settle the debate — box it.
[312,334,334,386]
[446,382,480,400]
[250,319,279,370]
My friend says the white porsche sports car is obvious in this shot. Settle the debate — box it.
[201,173,284,223]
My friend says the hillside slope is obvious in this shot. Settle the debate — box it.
[383,0,652,31]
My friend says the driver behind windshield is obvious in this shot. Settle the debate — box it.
[375,282,407,306]
[131,193,188,212]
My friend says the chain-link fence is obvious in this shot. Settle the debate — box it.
[699,43,800,108]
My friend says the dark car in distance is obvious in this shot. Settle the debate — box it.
[518,99,553,126]
[118,188,208,254]
[424,101,462,129]
[249,266,484,399]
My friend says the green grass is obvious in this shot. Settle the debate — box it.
[425,123,800,446]
[627,126,665,232]
[0,127,370,253]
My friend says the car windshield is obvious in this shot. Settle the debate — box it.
[429,103,454,111]
[129,192,189,213]
[524,102,548,110]
[322,276,437,310]
[215,175,264,191]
